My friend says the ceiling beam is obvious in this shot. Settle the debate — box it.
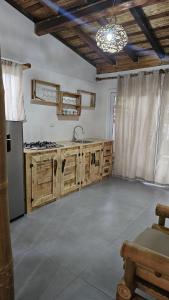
[124,44,138,62]
[35,0,162,36]
[76,28,116,64]
[129,6,165,59]
[36,0,116,65]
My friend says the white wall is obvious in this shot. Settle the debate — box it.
[0,1,102,142]
[23,68,99,141]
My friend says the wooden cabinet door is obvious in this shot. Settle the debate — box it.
[90,144,103,182]
[81,146,93,187]
[60,147,80,196]
[82,144,103,187]
[31,152,60,208]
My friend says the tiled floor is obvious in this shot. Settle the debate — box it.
[11,177,169,300]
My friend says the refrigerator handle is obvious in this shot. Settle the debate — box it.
[6,134,11,152]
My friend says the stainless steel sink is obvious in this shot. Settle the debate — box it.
[74,140,93,144]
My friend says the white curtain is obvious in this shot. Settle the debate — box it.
[2,61,25,121]
[114,71,163,183]
[155,72,169,184]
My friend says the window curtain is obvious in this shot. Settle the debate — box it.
[2,61,25,121]
[155,72,169,184]
[114,71,169,184]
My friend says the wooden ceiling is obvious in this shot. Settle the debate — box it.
[5,0,169,74]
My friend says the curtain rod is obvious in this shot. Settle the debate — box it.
[96,68,168,81]
[1,59,31,70]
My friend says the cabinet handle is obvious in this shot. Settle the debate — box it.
[54,160,58,176]
[6,134,11,152]
[94,153,96,165]
[62,159,66,173]
[91,153,94,165]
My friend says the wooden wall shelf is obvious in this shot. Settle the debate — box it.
[57,91,81,121]
[57,115,79,121]
[77,90,96,110]
[31,79,60,106]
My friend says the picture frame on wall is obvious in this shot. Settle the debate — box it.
[31,79,60,106]
[77,90,96,110]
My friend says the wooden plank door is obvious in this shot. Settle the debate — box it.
[60,147,80,196]
[81,145,93,187]
[90,144,103,183]
[31,152,60,208]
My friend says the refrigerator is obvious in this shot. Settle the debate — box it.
[6,121,25,221]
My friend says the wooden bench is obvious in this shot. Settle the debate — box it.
[116,204,169,300]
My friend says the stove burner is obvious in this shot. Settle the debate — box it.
[24,141,63,150]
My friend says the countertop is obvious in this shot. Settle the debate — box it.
[24,138,112,154]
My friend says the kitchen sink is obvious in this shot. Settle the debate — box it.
[74,140,93,144]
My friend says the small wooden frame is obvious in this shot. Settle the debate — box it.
[57,91,81,121]
[77,90,96,110]
[31,79,60,106]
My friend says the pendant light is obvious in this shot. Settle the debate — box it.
[96,1,128,53]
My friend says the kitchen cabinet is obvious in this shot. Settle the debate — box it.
[60,146,81,195]
[25,151,60,211]
[81,143,103,187]
[24,140,113,213]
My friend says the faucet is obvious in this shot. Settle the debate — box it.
[72,126,85,142]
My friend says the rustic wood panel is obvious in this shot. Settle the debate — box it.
[151,16,169,29]
[143,1,169,17]
[5,0,169,73]
[97,56,169,74]
[24,141,113,212]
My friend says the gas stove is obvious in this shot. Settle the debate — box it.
[24,141,63,150]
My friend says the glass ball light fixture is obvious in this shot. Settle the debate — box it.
[96,22,128,54]
[96,0,128,54]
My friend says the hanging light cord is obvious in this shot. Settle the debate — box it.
[108,0,116,24]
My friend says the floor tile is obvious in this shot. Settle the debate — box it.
[11,177,169,299]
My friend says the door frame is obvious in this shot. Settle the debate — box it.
[106,90,116,140]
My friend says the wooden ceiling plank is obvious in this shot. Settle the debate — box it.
[76,28,116,64]
[127,24,169,38]
[96,56,169,74]
[4,0,96,67]
[35,0,162,36]
[5,0,37,21]
[52,32,97,66]
[129,6,165,58]
[34,0,116,64]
